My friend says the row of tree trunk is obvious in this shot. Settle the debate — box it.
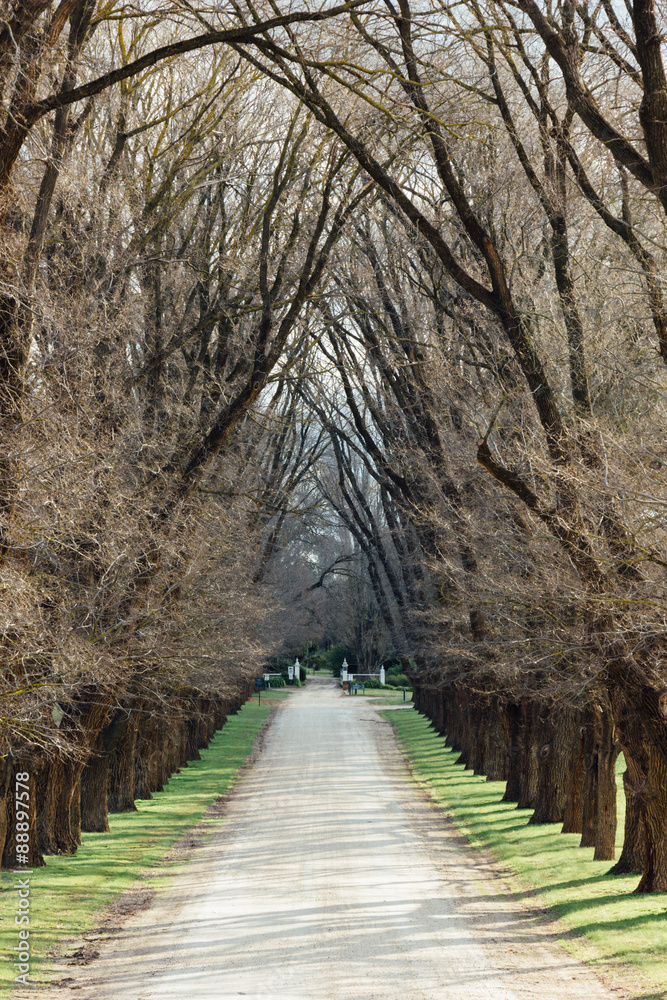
[0,681,252,869]
[411,678,644,871]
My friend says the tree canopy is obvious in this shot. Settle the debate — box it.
[3,0,667,893]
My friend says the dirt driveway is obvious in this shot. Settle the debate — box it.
[47,678,626,1000]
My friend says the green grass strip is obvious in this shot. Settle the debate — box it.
[365,688,413,706]
[1,691,284,994]
[386,707,667,1000]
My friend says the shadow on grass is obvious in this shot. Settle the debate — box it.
[1,698,273,995]
[386,708,667,999]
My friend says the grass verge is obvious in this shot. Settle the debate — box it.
[386,707,667,1000]
[1,690,285,995]
[366,688,413,706]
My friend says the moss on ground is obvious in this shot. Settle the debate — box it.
[1,691,286,994]
[386,707,667,1000]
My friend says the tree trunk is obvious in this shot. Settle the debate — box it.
[80,752,110,833]
[580,704,600,848]
[472,697,487,776]
[0,757,14,863]
[610,756,646,875]
[529,711,571,825]
[485,701,507,781]
[35,757,82,855]
[607,684,650,876]
[432,689,446,736]
[561,720,585,834]
[1,764,45,869]
[444,689,463,752]
[155,713,173,789]
[459,692,476,770]
[185,711,203,762]
[107,706,141,813]
[593,703,618,861]
[635,749,667,893]
[502,701,523,802]
[133,710,161,801]
[69,776,81,848]
[34,688,112,854]
[81,703,136,832]
[517,700,539,810]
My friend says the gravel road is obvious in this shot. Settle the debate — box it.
[51,678,625,1000]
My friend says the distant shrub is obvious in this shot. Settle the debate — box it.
[278,670,304,686]
[387,673,410,687]
[386,662,405,676]
[325,642,356,676]
[346,677,412,691]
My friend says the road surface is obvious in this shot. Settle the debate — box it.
[48,679,623,1000]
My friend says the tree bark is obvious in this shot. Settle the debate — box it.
[561,720,585,834]
[0,756,14,863]
[81,703,137,832]
[80,751,110,833]
[484,700,507,781]
[580,704,600,848]
[35,689,112,853]
[1,764,45,869]
[107,706,142,814]
[133,710,161,801]
[594,704,619,861]
[35,757,82,855]
[517,700,539,811]
[635,749,667,892]
[529,711,572,825]
[610,756,646,875]
[502,701,523,802]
